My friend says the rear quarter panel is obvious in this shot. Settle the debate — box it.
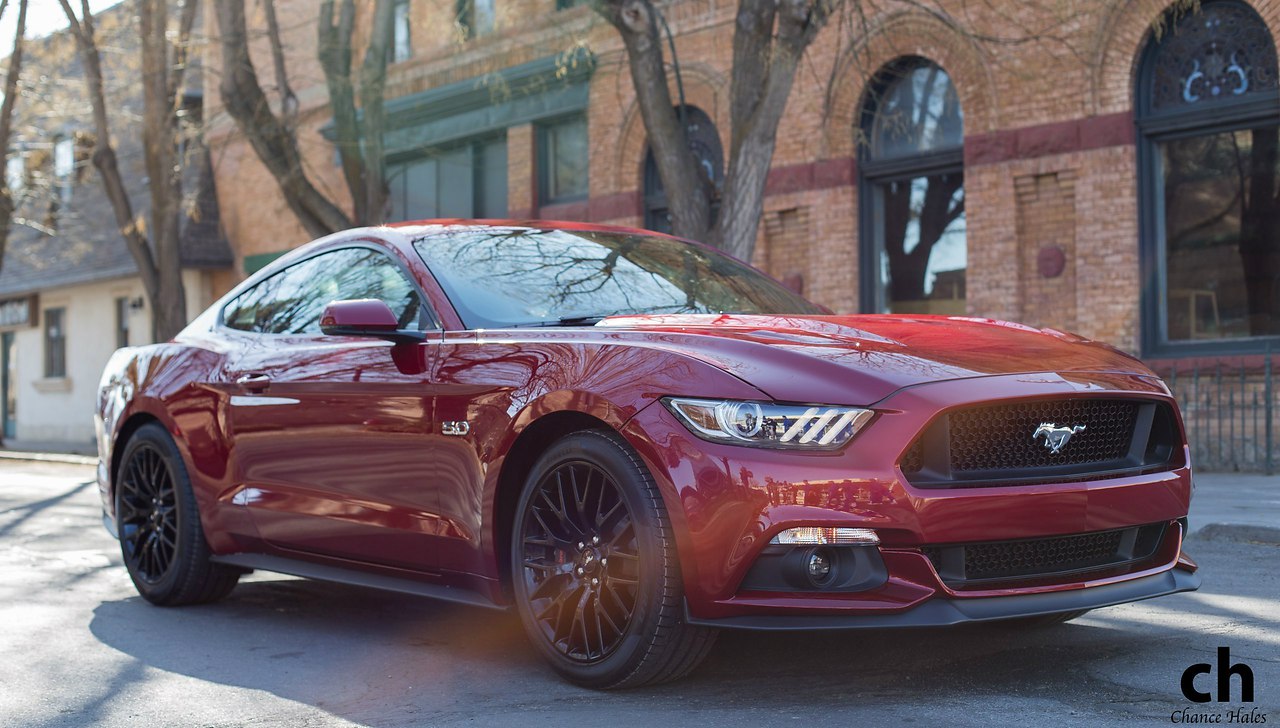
[96,336,252,551]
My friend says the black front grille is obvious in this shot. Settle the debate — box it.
[900,398,1182,487]
[922,522,1168,586]
[949,400,1138,471]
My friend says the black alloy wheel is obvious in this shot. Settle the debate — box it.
[118,442,179,583]
[115,423,241,606]
[519,459,641,663]
[512,430,717,689]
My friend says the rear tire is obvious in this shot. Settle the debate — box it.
[511,429,717,689]
[115,422,240,606]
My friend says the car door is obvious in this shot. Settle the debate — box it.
[222,243,448,571]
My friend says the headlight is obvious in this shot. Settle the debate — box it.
[661,397,874,450]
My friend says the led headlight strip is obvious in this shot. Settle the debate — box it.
[661,397,874,450]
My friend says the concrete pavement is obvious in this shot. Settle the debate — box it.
[0,459,1276,727]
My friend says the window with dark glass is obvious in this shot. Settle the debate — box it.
[391,0,412,63]
[555,0,585,8]
[539,115,588,204]
[643,106,723,235]
[857,58,965,315]
[456,0,495,38]
[1138,0,1280,354]
[115,297,129,349]
[386,135,507,221]
[223,248,433,334]
[44,307,66,378]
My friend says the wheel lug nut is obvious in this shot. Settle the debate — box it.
[575,567,584,576]
[592,536,600,545]
[600,557,608,566]
[577,542,585,549]
[591,577,599,586]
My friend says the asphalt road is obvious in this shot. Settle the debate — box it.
[1,460,1276,727]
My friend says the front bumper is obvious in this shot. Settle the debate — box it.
[621,371,1198,621]
[684,566,1202,630]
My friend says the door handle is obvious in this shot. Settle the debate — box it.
[235,373,271,393]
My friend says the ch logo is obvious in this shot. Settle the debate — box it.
[1181,647,1255,703]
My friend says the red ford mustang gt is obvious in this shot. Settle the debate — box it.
[95,221,1200,688]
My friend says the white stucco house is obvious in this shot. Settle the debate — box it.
[0,2,231,451]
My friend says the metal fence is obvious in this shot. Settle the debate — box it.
[1159,356,1276,474]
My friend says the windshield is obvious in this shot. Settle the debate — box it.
[411,227,824,329]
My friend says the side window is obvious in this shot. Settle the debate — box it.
[223,247,433,334]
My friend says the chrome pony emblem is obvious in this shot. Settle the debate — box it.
[1033,422,1085,454]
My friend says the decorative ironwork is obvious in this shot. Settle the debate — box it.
[868,60,963,160]
[1149,1,1278,112]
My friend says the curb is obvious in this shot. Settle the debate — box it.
[0,450,97,466]
[1189,523,1280,546]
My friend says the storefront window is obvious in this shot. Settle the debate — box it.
[387,135,507,221]
[859,59,966,315]
[539,115,588,204]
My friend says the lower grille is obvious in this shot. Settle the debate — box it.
[922,522,1168,587]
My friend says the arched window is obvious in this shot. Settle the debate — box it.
[1138,1,1280,355]
[643,106,723,235]
[858,58,966,315]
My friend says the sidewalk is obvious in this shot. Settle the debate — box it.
[1189,472,1280,543]
[0,439,97,466]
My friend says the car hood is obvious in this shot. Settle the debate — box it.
[593,314,1154,405]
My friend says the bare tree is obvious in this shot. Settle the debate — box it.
[0,0,28,273]
[56,0,199,340]
[214,0,395,238]
[592,0,836,261]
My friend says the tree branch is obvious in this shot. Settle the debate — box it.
[215,0,352,237]
[358,0,395,224]
[0,0,26,274]
[318,0,369,223]
[262,0,298,119]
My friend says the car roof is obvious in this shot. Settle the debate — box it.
[384,218,679,240]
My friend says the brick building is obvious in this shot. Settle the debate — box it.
[204,0,1280,362]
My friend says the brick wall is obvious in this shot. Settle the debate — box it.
[202,0,1280,356]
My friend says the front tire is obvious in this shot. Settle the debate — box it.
[511,430,717,689]
[115,422,240,605]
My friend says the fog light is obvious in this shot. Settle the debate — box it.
[806,548,833,583]
[770,527,879,545]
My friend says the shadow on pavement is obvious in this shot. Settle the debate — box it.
[84,537,1279,725]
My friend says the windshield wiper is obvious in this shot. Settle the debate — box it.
[507,314,611,328]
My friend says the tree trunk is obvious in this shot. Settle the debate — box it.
[357,0,395,224]
[140,0,187,341]
[1240,130,1280,336]
[593,0,710,242]
[594,0,835,262]
[216,0,352,238]
[57,0,162,323]
[0,0,27,273]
